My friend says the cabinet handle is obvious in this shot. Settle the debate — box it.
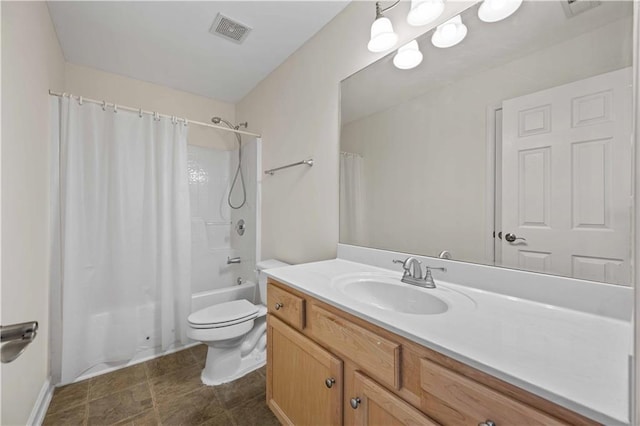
[325,378,336,388]
[478,421,496,426]
[274,303,283,310]
[350,397,361,409]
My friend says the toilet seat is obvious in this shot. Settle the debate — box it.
[188,300,259,329]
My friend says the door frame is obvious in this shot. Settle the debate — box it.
[485,103,503,266]
[632,3,639,425]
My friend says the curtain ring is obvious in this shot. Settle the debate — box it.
[102,101,107,111]
[113,104,118,113]
[139,108,143,118]
[78,96,83,105]
[153,112,160,121]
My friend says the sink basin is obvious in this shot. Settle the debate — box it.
[331,273,476,316]
[342,280,448,315]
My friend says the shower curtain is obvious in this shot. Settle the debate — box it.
[339,152,366,245]
[50,97,191,384]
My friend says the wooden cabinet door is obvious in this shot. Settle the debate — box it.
[267,314,343,426]
[351,371,438,426]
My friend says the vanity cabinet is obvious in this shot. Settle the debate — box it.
[266,279,600,426]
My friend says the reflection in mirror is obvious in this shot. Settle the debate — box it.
[340,1,634,285]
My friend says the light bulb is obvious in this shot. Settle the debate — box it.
[368,16,399,52]
[491,0,507,10]
[431,15,467,49]
[393,40,423,70]
[440,22,457,39]
[407,0,444,27]
[478,0,523,23]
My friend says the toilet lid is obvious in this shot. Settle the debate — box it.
[188,299,259,328]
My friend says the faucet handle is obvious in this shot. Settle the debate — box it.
[393,257,423,280]
[392,258,422,267]
[392,259,411,277]
[422,266,445,288]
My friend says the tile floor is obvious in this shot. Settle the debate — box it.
[43,345,279,425]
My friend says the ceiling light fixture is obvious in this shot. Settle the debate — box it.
[407,0,445,26]
[393,40,424,70]
[478,0,523,23]
[368,1,400,53]
[431,15,467,48]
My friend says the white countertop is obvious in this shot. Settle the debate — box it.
[265,259,632,425]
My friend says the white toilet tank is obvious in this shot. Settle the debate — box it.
[256,259,290,304]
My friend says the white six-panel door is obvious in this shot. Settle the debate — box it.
[501,68,633,285]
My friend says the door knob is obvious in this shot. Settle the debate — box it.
[504,233,526,243]
[274,303,283,310]
[478,421,496,426]
[325,378,336,388]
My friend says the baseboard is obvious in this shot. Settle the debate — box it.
[26,377,53,426]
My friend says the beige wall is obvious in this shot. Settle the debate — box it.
[341,17,632,264]
[236,1,473,264]
[64,63,237,150]
[1,2,65,424]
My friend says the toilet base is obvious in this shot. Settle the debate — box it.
[200,343,266,386]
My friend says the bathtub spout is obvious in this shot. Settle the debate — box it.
[227,257,241,264]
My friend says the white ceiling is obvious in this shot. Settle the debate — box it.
[48,1,350,103]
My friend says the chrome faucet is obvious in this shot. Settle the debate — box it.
[392,257,446,289]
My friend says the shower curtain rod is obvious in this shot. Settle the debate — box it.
[48,90,262,138]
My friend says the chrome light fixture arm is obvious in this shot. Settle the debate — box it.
[376,0,401,19]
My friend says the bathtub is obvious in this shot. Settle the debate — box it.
[68,283,258,383]
[191,282,257,313]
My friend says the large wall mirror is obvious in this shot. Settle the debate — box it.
[340,1,634,285]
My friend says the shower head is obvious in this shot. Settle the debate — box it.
[211,116,248,130]
[211,116,240,130]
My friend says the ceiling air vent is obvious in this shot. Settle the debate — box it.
[561,0,602,18]
[209,13,252,44]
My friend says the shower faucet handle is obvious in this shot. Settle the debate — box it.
[227,257,241,264]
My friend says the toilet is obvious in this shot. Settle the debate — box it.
[187,259,289,385]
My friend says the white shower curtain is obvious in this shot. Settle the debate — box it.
[339,152,366,245]
[50,97,191,384]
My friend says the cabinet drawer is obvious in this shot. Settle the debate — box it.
[308,304,401,390]
[420,358,565,426]
[267,282,305,330]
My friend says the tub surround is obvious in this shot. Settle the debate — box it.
[264,246,632,425]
